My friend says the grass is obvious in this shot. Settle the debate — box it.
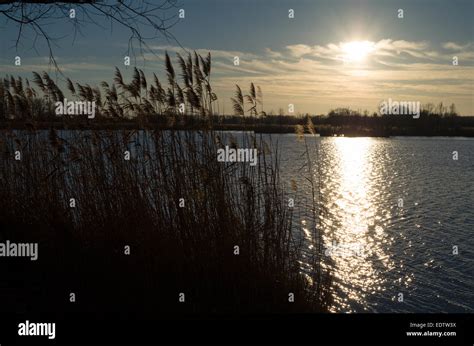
[0,127,331,316]
[0,51,332,316]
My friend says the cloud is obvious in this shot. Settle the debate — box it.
[287,44,314,57]
[442,42,472,51]
[3,39,473,115]
[208,39,474,114]
[285,39,446,63]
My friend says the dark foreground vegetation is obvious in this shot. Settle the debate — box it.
[0,128,331,317]
[0,51,333,317]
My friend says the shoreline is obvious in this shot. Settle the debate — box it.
[1,120,474,137]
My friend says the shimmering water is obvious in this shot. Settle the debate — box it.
[5,130,473,313]
[276,136,474,313]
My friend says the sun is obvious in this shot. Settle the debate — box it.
[341,40,375,63]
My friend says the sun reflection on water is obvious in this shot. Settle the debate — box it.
[320,138,394,312]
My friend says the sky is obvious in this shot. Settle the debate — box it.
[1,0,473,115]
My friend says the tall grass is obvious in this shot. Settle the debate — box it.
[0,49,331,315]
[0,127,331,315]
[0,51,217,121]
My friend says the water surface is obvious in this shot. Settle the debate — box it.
[276,136,474,313]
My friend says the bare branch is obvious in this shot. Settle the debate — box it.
[0,0,182,71]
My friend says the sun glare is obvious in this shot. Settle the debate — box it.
[341,40,375,63]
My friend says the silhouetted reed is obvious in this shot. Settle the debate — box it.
[0,127,331,315]
[0,51,217,121]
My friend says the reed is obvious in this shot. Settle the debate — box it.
[0,51,218,121]
[0,127,331,315]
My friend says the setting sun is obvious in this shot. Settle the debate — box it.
[342,40,375,63]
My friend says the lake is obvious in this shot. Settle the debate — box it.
[274,135,474,313]
[3,130,473,313]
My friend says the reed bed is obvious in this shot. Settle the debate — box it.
[0,128,331,316]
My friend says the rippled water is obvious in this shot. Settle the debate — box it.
[5,130,473,313]
[276,135,474,313]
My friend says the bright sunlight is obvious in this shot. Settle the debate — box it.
[341,40,375,63]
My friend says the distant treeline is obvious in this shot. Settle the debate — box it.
[3,109,474,137]
[214,110,474,137]
[0,49,472,136]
